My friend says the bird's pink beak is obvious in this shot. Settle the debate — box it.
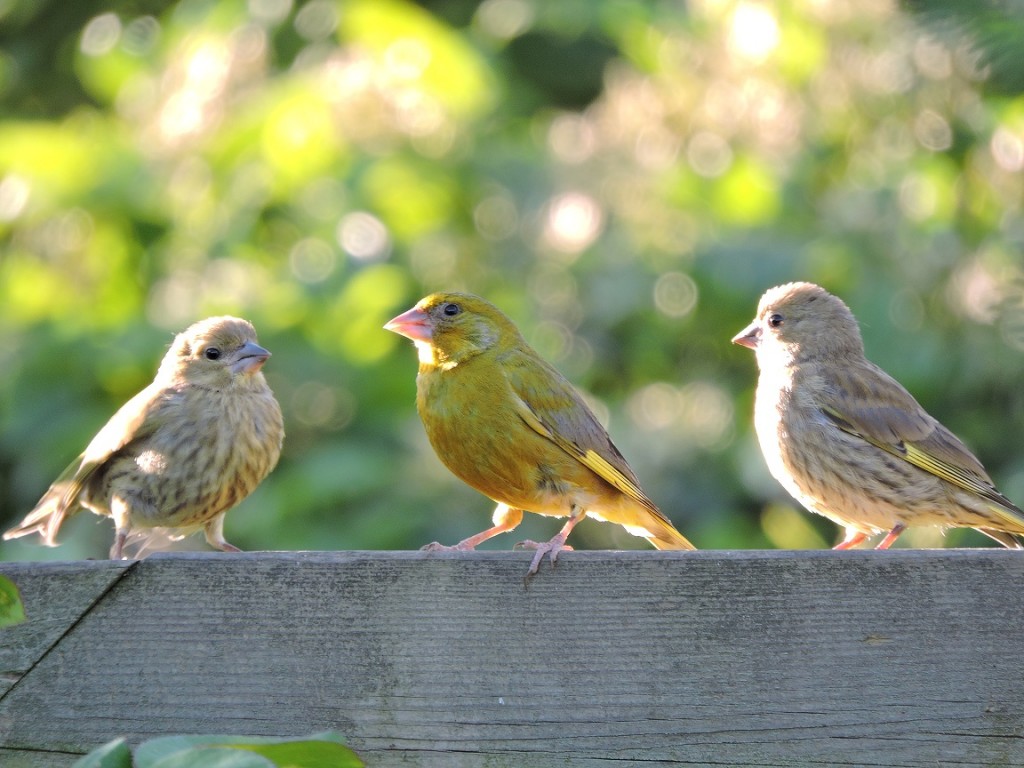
[384,307,433,343]
[231,341,271,375]
[731,322,760,350]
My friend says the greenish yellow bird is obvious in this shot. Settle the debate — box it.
[4,317,284,559]
[385,292,695,574]
[733,281,1024,549]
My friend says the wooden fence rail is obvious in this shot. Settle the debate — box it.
[1,550,1023,767]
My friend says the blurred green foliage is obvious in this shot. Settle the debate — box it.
[2,0,1024,561]
[0,574,26,626]
[75,731,363,767]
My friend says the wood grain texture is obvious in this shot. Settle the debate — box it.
[1,550,1023,767]
[0,560,132,697]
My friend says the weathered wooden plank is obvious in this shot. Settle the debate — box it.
[0,748,82,768]
[0,560,133,697]
[1,550,1023,767]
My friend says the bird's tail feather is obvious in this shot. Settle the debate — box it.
[3,490,72,547]
[646,528,697,551]
[5,452,90,547]
[975,527,1024,549]
[614,506,697,550]
[633,514,697,551]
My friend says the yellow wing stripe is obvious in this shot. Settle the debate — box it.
[902,443,988,495]
[577,448,648,504]
[56,454,93,514]
[515,397,555,441]
[823,405,1024,527]
[902,443,1024,528]
[513,394,659,513]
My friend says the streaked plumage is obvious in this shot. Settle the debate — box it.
[385,292,695,575]
[4,317,284,558]
[733,281,1024,549]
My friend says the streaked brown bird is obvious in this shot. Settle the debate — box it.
[733,281,1024,549]
[385,292,695,575]
[4,316,284,559]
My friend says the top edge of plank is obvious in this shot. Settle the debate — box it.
[3,547,1022,570]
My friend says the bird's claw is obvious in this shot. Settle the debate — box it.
[421,541,474,552]
[515,539,574,575]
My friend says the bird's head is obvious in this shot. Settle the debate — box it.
[384,292,520,370]
[159,316,272,389]
[732,282,864,366]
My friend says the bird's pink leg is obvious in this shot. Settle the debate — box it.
[832,529,868,550]
[109,498,131,560]
[517,506,585,575]
[422,505,524,551]
[874,523,906,550]
[204,515,241,552]
[109,530,127,560]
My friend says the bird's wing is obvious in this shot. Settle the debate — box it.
[58,384,173,511]
[503,349,667,518]
[819,361,1024,521]
[5,384,174,543]
[3,449,92,541]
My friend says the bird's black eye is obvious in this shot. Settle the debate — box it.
[442,303,461,317]
[204,347,221,360]
[767,313,784,329]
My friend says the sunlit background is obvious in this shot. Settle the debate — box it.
[2,0,1024,560]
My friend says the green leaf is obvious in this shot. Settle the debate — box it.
[232,739,364,768]
[149,748,273,768]
[0,575,26,628]
[340,0,496,119]
[135,736,255,766]
[73,738,133,768]
[135,733,363,768]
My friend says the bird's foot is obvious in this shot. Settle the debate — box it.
[515,539,575,575]
[832,531,868,550]
[109,530,128,560]
[421,541,476,552]
[874,523,906,550]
